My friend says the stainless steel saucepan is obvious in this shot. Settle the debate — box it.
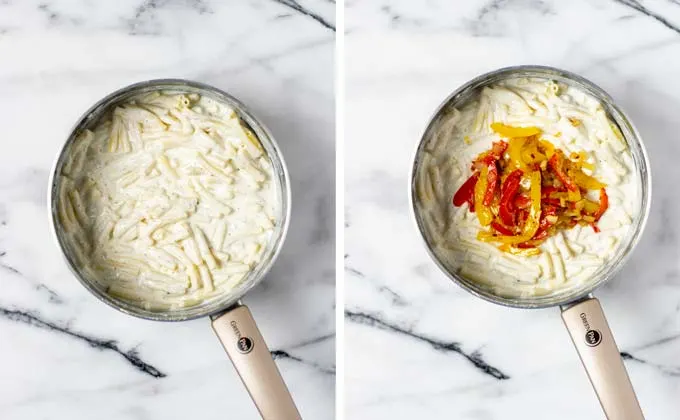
[410,66,651,419]
[49,79,301,420]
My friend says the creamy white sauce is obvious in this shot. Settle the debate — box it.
[416,78,640,297]
[57,90,278,310]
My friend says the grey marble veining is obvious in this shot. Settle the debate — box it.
[345,1,680,419]
[0,1,335,419]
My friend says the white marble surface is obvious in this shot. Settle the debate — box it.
[0,1,335,419]
[345,1,680,419]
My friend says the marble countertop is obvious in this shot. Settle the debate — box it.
[345,1,680,419]
[0,1,335,419]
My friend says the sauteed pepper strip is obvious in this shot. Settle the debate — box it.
[571,170,606,190]
[548,152,578,192]
[491,221,514,236]
[452,173,479,207]
[499,169,523,226]
[592,188,609,221]
[474,166,494,226]
[493,171,542,245]
[490,122,541,138]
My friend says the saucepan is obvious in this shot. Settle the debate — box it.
[410,66,651,419]
[49,79,301,420]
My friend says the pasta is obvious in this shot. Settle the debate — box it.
[416,78,639,297]
[57,91,278,310]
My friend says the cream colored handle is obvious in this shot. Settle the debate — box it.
[212,305,302,420]
[561,297,644,420]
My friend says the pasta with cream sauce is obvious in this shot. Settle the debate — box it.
[57,90,278,310]
[416,78,639,297]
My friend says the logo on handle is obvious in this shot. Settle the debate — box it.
[237,336,254,354]
[585,329,602,347]
[580,313,602,347]
[231,321,255,354]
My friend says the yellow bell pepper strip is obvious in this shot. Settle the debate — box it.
[570,169,606,190]
[521,144,547,165]
[493,171,542,244]
[569,151,585,161]
[474,166,494,226]
[567,189,582,202]
[571,200,586,212]
[498,244,541,257]
[580,161,595,171]
[477,230,496,242]
[491,123,542,138]
[507,137,527,171]
[540,140,555,158]
[582,199,600,214]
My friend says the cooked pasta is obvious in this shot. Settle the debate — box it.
[416,78,639,297]
[57,91,278,310]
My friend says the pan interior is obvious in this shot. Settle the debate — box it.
[50,80,290,321]
[411,66,650,309]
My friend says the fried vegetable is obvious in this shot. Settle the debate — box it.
[499,169,523,226]
[491,123,542,138]
[548,151,578,192]
[493,171,542,245]
[453,173,479,207]
[474,166,494,226]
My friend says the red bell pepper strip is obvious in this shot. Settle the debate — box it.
[591,223,601,233]
[491,221,514,236]
[592,188,609,221]
[452,173,479,207]
[533,219,553,240]
[514,194,531,209]
[532,205,557,240]
[483,163,499,206]
[498,169,523,225]
[548,153,578,192]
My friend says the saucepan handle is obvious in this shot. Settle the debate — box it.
[212,304,302,420]
[561,297,644,420]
